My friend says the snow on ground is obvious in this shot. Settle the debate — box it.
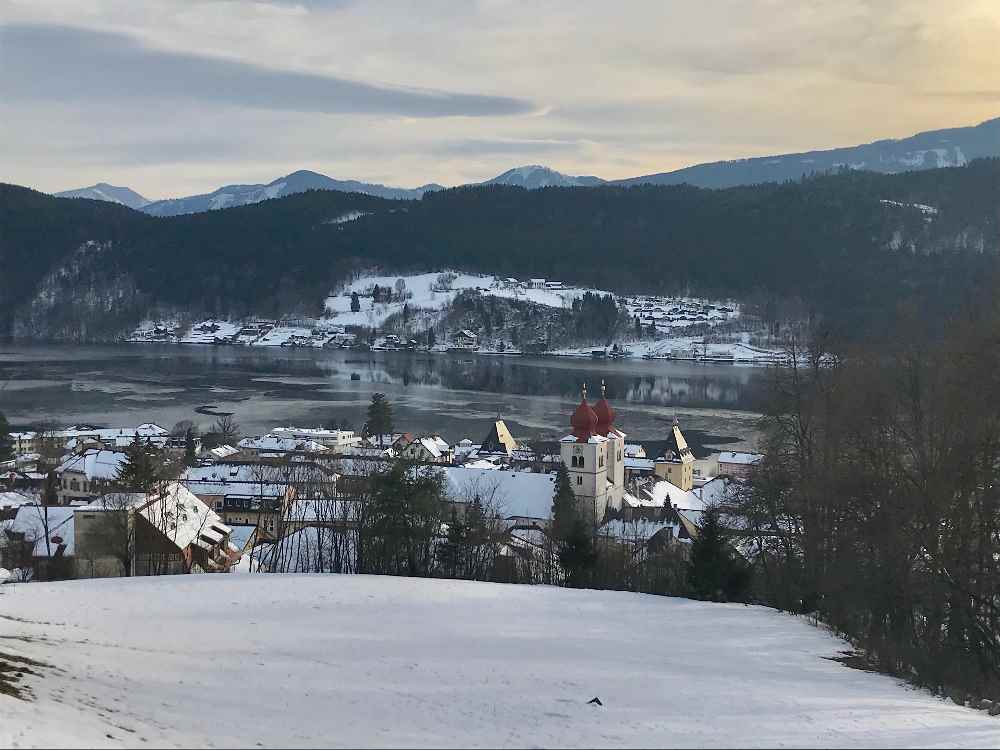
[1,575,997,748]
[177,320,240,344]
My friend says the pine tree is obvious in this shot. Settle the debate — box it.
[550,463,578,542]
[116,437,161,494]
[350,291,361,312]
[183,428,198,467]
[687,506,750,602]
[634,315,642,339]
[366,393,394,448]
[402,303,410,324]
[0,411,13,463]
[427,327,437,348]
[559,519,597,588]
[372,284,381,304]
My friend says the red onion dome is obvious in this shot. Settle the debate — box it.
[593,380,615,435]
[570,384,599,441]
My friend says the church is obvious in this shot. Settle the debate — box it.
[559,381,626,524]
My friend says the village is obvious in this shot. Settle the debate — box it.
[125,271,785,364]
[0,389,762,587]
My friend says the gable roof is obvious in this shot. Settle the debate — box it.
[137,483,231,552]
[10,505,76,557]
[55,450,129,481]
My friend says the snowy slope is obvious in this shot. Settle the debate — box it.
[1,575,998,748]
[54,183,150,209]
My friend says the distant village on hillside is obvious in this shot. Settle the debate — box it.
[0,389,761,586]
[126,271,788,364]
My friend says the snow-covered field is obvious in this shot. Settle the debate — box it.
[1,575,997,748]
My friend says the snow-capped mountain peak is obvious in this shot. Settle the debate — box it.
[484,165,606,188]
[55,183,151,210]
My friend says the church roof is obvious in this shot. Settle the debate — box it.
[570,385,599,442]
[480,420,518,456]
[661,420,693,463]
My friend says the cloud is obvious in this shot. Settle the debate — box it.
[434,138,581,157]
[0,23,536,118]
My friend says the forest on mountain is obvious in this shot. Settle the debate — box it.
[2,158,999,340]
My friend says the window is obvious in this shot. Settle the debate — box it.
[599,455,604,467]
[571,455,578,467]
[576,476,582,485]
[579,457,584,468]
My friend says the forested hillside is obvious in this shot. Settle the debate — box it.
[3,159,999,340]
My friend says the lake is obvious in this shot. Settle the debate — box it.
[0,344,771,452]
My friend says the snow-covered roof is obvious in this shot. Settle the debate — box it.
[0,491,37,511]
[560,433,609,444]
[55,450,128,481]
[209,445,240,459]
[623,444,645,457]
[719,452,763,465]
[238,436,329,453]
[624,458,656,471]
[439,467,555,522]
[137,483,230,552]
[599,518,679,543]
[10,505,76,557]
[227,524,257,552]
[630,480,705,512]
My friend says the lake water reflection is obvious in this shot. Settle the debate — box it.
[0,344,770,451]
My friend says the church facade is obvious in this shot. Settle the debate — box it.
[560,382,625,524]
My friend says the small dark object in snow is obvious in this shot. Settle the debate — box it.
[587,696,603,706]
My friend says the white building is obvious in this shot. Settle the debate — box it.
[270,427,362,450]
[559,382,626,524]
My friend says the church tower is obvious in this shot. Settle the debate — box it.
[560,384,611,524]
[592,380,625,512]
[654,417,694,491]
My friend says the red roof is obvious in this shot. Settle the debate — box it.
[570,387,598,442]
[593,381,615,435]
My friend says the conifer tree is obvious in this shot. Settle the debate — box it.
[350,291,361,312]
[687,506,750,602]
[0,411,13,463]
[183,428,198,467]
[115,437,161,494]
[366,393,394,448]
[550,463,577,542]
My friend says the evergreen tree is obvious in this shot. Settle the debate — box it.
[559,519,598,588]
[634,315,642,339]
[437,507,468,578]
[427,327,436,348]
[687,506,750,602]
[183,428,198,467]
[350,291,361,312]
[372,284,381,304]
[550,463,578,541]
[402,303,410,324]
[0,411,13,463]
[115,437,162,494]
[366,393,394,448]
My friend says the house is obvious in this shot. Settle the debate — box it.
[208,444,240,460]
[624,443,647,459]
[365,433,413,450]
[527,278,546,289]
[9,432,39,456]
[237,436,330,460]
[132,483,235,575]
[180,463,298,538]
[718,451,763,479]
[4,504,76,580]
[270,427,362,450]
[450,330,479,351]
[400,435,453,464]
[54,450,129,504]
[226,524,258,556]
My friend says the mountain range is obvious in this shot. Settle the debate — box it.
[52,117,1000,217]
[7,157,1000,343]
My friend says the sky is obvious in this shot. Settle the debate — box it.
[3,0,1000,199]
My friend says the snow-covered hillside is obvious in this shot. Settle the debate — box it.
[1,575,996,748]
